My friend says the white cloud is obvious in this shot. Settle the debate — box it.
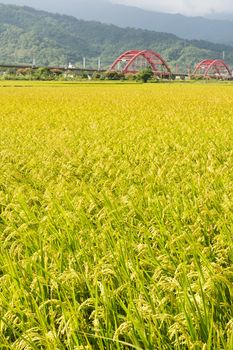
[111,0,233,16]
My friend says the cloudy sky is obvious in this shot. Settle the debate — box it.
[112,0,233,16]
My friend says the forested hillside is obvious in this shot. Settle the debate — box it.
[1,4,233,70]
[1,0,233,45]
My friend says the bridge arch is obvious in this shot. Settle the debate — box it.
[109,50,172,77]
[193,59,232,79]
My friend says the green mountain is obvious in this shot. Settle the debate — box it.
[0,4,233,72]
[2,0,233,46]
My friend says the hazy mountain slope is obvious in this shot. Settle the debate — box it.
[0,4,233,71]
[1,0,233,45]
[207,13,233,21]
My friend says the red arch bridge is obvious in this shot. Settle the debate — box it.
[109,51,233,79]
[193,59,232,79]
[109,50,172,77]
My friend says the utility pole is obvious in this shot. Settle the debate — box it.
[98,57,101,71]
[83,57,86,69]
[32,56,36,68]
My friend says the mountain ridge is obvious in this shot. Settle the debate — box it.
[0,0,233,45]
[0,4,233,71]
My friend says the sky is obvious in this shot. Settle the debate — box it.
[112,0,233,16]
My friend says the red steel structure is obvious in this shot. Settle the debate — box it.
[193,59,232,79]
[109,50,172,77]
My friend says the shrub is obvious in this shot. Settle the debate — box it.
[104,71,125,80]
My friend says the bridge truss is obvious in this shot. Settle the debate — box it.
[109,50,172,77]
[193,59,232,79]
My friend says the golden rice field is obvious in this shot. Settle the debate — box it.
[0,82,233,350]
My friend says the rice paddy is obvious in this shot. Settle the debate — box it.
[0,82,233,349]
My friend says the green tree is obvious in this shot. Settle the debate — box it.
[137,66,154,83]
